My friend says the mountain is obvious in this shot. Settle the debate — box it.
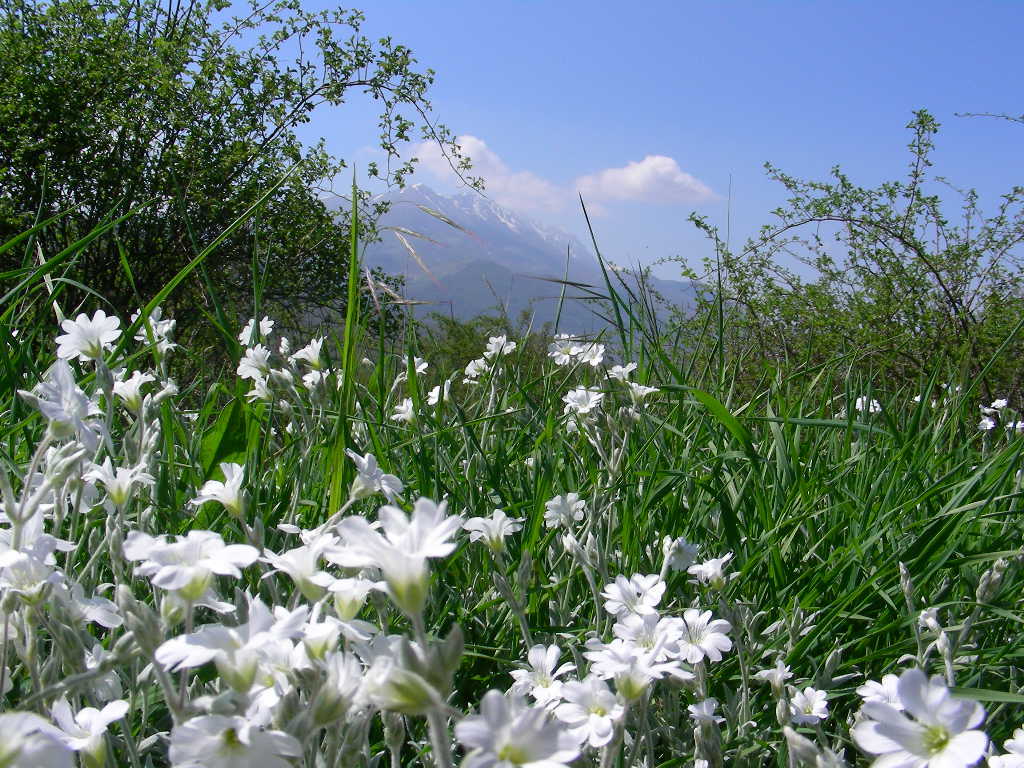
[351,184,698,333]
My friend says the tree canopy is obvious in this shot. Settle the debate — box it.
[0,0,475,341]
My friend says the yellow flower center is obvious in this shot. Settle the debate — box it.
[221,728,243,750]
[497,744,529,764]
[922,724,950,755]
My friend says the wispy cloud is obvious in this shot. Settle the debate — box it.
[413,135,716,216]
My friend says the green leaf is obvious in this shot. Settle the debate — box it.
[950,687,1024,704]
[687,387,759,463]
[199,398,248,480]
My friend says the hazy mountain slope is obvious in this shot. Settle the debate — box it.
[353,184,698,333]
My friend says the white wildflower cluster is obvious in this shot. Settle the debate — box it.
[978,397,1024,436]
[552,338,661,473]
[463,334,517,385]
[236,317,335,410]
[547,333,604,367]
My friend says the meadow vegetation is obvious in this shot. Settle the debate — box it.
[2,2,1024,767]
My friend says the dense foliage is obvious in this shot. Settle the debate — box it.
[679,111,1024,400]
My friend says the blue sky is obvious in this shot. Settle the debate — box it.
[293,0,1022,279]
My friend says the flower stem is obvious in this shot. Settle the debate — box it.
[411,613,454,768]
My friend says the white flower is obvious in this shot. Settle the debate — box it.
[544,493,587,529]
[854,396,882,414]
[464,509,523,553]
[563,387,603,415]
[83,644,122,701]
[456,690,579,768]
[412,356,429,374]
[554,676,624,748]
[612,613,682,661]
[302,369,328,391]
[238,316,274,346]
[0,712,73,767]
[663,535,698,571]
[979,416,996,431]
[0,545,63,604]
[601,574,665,617]
[269,367,293,388]
[50,696,128,765]
[548,335,581,366]
[852,669,987,768]
[112,370,155,411]
[346,450,403,501]
[246,377,272,403]
[311,651,365,726]
[131,306,177,355]
[237,345,271,380]
[168,714,301,768]
[55,310,121,362]
[790,686,829,724]
[18,361,104,451]
[465,357,489,380]
[687,552,734,589]
[753,659,793,694]
[688,698,724,724]
[328,497,462,616]
[509,644,576,707]
[627,382,659,402]
[584,637,693,700]
[289,337,323,369]
[990,728,1024,768]
[607,363,637,381]
[328,576,382,621]
[156,595,307,693]
[190,463,246,518]
[124,529,258,602]
[577,342,605,367]
[391,398,415,423]
[981,398,1009,415]
[262,540,336,601]
[54,581,122,629]
[484,335,517,359]
[427,380,451,407]
[857,674,903,709]
[677,608,732,664]
[83,458,154,510]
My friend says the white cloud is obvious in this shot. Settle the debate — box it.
[413,135,568,215]
[575,155,717,205]
[413,137,715,216]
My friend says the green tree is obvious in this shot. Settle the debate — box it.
[0,0,476,341]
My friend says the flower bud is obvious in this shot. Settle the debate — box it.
[976,558,1008,603]
[95,360,114,394]
[383,711,406,755]
[115,585,161,653]
[364,657,444,715]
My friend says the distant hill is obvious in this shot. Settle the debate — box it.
[343,184,699,334]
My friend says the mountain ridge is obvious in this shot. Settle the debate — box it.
[341,184,699,333]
